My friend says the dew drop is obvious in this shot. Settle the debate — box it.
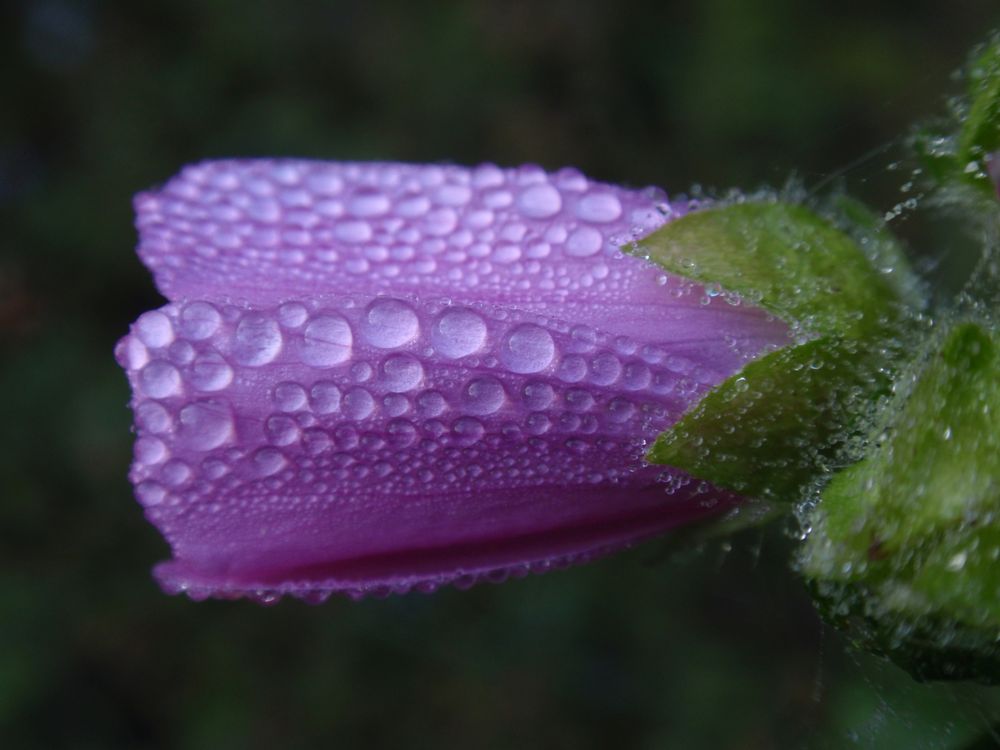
[452,417,485,446]
[463,376,506,415]
[273,382,308,412]
[140,360,182,398]
[301,314,352,367]
[134,436,167,465]
[302,428,333,456]
[136,481,167,507]
[161,459,192,486]
[253,447,287,477]
[565,226,604,257]
[189,352,234,392]
[576,192,622,223]
[522,381,555,410]
[343,387,375,420]
[265,415,301,446]
[500,323,555,374]
[233,314,283,366]
[431,307,488,358]
[416,390,447,418]
[526,412,552,435]
[177,401,234,450]
[381,354,424,393]
[517,184,562,218]
[387,419,418,447]
[348,191,390,217]
[607,398,636,423]
[135,311,175,348]
[565,388,595,412]
[310,381,342,414]
[278,302,309,329]
[136,401,173,434]
[590,352,622,385]
[361,298,420,349]
[556,354,588,383]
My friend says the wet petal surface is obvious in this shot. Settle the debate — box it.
[118,161,792,601]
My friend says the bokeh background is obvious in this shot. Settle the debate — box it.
[4,1,1000,748]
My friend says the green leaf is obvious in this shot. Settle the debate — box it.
[635,201,909,339]
[800,321,1000,682]
[647,334,895,503]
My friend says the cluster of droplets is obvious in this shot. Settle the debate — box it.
[117,292,737,526]
[134,160,686,306]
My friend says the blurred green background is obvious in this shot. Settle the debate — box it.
[3,1,1000,748]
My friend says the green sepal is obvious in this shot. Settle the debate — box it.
[913,33,1000,199]
[635,201,907,338]
[800,321,1000,683]
[647,334,896,503]
[637,200,918,503]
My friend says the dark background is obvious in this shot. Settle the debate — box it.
[3,1,1000,748]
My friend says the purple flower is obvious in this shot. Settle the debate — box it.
[116,161,791,602]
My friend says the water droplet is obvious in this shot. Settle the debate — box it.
[278,302,309,329]
[140,360,182,398]
[135,311,175,348]
[590,352,622,385]
[310,381,342,414]
[136,481,167,507]
[556,354,587,382]
[253,447,287,477]
[178,302,221,341]
[189,352,234,392]
[302,428,333,455]
[161,459,192,486]
[233,314,283,366]
[265,415,301,446]
[348,191,390,217]
[387,419,418,447]
[416,390,447,417]
[431,307,487,358]
[134,436,167,465]
[334,219,373,243]
[500,323,555,374]
[177,401,234,450]
[622,362,652,390]
[565,226,603,257]
[379,354,424,393]
[565,388,595,412]
[343,387,375,420]
[526,412,552,435]
[576,192,622,222]
[522,381,554,410]
[136,401,173,434]
[463,376,506,415]
[517,184,562,218]
[361,298,419,349]
[273,382,308,411]
[606,398,635,423]
[452,417,485,446]
[300,314,352,367]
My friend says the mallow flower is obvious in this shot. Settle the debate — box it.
[115,160,794,602]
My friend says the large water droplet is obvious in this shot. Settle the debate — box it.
[517,184,562,219]
[381,354,424,393]
[233,314,283,366]
[189,352,234,392]
[253,447,287,477]
[135,311,175,348]
[565,226,603,257]
[522,381,554,410]
[134,436,167,465]
[135,401,173,434]
[177,401,234,450]
[463,376,506,415]
[178,302,221,341]
[431,308,488,358]
[136,481,167,507]
[310,381,342,414]
[140,360,182,398]
[500,323,555,374]
[343,387,375,420]
[273,382,308,412]
[452,417,485,446]
[265,415,301,446]
[576,192,622,223]
[361,299,419,349]
[416,390,447,417]
[300,314,352,367]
